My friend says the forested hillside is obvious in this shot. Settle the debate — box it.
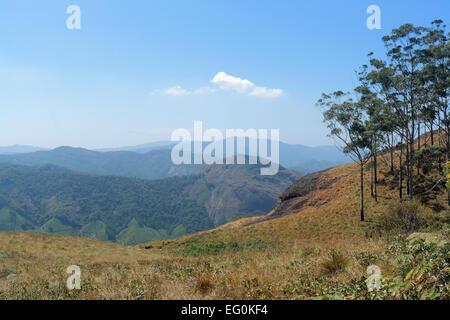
[0,141,350,179]
[0,147,201,180]
[0,164,213,245]
[0,163,300,245]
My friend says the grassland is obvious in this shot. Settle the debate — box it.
[0,145,448,300]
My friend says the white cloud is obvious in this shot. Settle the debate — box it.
[211,72,283,98]
[163,85,217,96]
[193,87,217,94]
[164,85,191,96]
[249,86,283,98]
[211,72,255,93]
[162,72,283,99]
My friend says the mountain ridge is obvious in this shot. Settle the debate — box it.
[0,162,300,244]
[0,141,351,178]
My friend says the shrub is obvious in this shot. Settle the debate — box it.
[181,239,277,256]
[195,272,214,294]
[353,251,380,268]
[373,200,436,234]
[321,249,348,274]
[317,233,449,300]
[388,233,449,300]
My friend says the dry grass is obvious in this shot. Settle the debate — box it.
[0,230,388,299]
[0,140,448,299]
[321,249,349,274]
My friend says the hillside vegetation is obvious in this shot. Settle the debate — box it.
[0,147,200,180]
[0,142,350,178]
[0,145,448,299]
[0,163,300,245]
[0,163,213,245]
[0,19,448,300]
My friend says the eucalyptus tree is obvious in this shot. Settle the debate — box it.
[317,91,371,221]
[355,65,386,202]
[367,58,406,197]
[423,20,449,204]
[382,24,429,200]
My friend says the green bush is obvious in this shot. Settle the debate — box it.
[386,233,449,300]
[316,232,449,300]
[181,239,276,256]
[373,200,437,234]
[353,251,380,268]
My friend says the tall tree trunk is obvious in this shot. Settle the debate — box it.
[406,140,410,197]
[430,122,434,146]
[418,121,421,149]
[374,149,378,202]
[447,130,449,206]
[390,133,394,173]
[360,162,364,222]
[409,117,414,200]
[417,121,421,175]
[445,99,449,206]
[399,138,403,199]
[370,154,374,198]
[438,112,441,147]
[438,113,442,171]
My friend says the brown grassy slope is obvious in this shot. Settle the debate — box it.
[0,232,171,299]
[0,141,448,299]
[150,134,448,249]
[147,162,421,249]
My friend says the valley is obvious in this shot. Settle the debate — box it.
[0,162,300,245]
[0,149,447,299]
[0,140,345,245]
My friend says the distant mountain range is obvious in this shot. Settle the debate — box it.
[277,142,350,173]
[95,140,351,172]
[0,145,48,155]
[0,140,351,175]
[94,141,176,153]
[0,163,300,245]
[0,147,201,180]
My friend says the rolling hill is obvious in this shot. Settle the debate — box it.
[0,147,447,300]
[0,163,213,244]
[0,141,351,179]
[0,162,300,245]
[0,147,201,180]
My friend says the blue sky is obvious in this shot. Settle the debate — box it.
[0,0,448,148]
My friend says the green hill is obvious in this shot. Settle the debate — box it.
[0,147,200,180]
[116,218,171,245]
[0,163,300,244]
[0,143,350,179]
[0,208,28,231]
[79,220,109,241]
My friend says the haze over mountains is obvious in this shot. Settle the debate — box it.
[0,145,48,155]
[0,147,201,180]
[0,140,351,176]
[96,140,351,173]
[94,141,177,153]
[0,139,350,244]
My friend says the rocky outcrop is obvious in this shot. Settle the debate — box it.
[197,164,302,225]
[244,169,341,226]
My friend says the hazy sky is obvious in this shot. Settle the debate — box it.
[0,0,448,149]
